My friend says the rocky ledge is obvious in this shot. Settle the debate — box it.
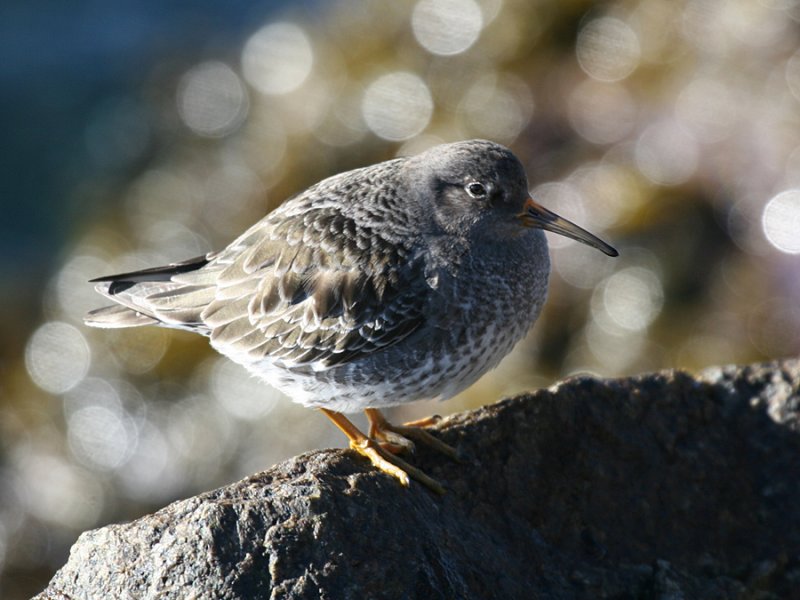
[35,359,800,599]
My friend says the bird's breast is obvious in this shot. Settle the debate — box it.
[409,238,549,395]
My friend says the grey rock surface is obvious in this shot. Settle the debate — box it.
[35,360,800,599]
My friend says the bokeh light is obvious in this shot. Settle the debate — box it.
[567,162,636,229]
[67,404,135,470]
[412,0,484,56]
[674,78,740,143]
[635,120,699,186]
[576,17,641,82]
[117,418,175,502]
[459,73,533,143]
[25,322,91,395]
[177,61,249,137]
[567,80,637,145]
[762,189,800,254]
[362,72,433,141]
[594,266,664,333]
[242,22,314,95]
[16,451,104,530]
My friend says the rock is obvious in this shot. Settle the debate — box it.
[34,360,800,599]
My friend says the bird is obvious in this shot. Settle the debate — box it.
[85,139,618,494]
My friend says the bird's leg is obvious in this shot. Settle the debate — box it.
[364,408,459,461]
[319,408,445,495]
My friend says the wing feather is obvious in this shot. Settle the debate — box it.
[203,297,252,328]
[204,205,429,369]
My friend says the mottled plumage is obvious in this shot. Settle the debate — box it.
[86,140,617,491]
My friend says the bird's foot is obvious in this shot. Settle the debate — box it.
[349,437,445,495]
[319,408,445,494]
[365,408,460,461]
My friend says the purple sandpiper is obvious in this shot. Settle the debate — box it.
[86,140,618,493]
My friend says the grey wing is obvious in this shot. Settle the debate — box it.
[197,206,430,370]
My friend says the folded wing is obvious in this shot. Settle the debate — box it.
[86,204,429,371]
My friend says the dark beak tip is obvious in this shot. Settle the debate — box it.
[521,197,619,258]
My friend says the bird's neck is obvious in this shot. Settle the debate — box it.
[422,229,548,288]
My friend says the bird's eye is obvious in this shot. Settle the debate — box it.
[465,182,487,199]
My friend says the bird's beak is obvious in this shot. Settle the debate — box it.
[518,197,619,257]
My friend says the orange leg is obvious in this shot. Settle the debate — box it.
[364,408,459,461]
[319,408,445,495]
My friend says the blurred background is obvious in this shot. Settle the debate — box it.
[2,0,800,596]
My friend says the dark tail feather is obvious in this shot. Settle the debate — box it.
[90,255,210,292]
[85,254,213,332]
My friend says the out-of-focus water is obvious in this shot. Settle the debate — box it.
[0,0,312,290]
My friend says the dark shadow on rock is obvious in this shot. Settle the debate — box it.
[34,360,800,599]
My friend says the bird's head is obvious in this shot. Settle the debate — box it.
[407,139,618,257]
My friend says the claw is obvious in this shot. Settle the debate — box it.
[373,429,417,455]
[319,408,445,494]
[365,409,460,461]
[383,422,460,461]
[402,414,442,428]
